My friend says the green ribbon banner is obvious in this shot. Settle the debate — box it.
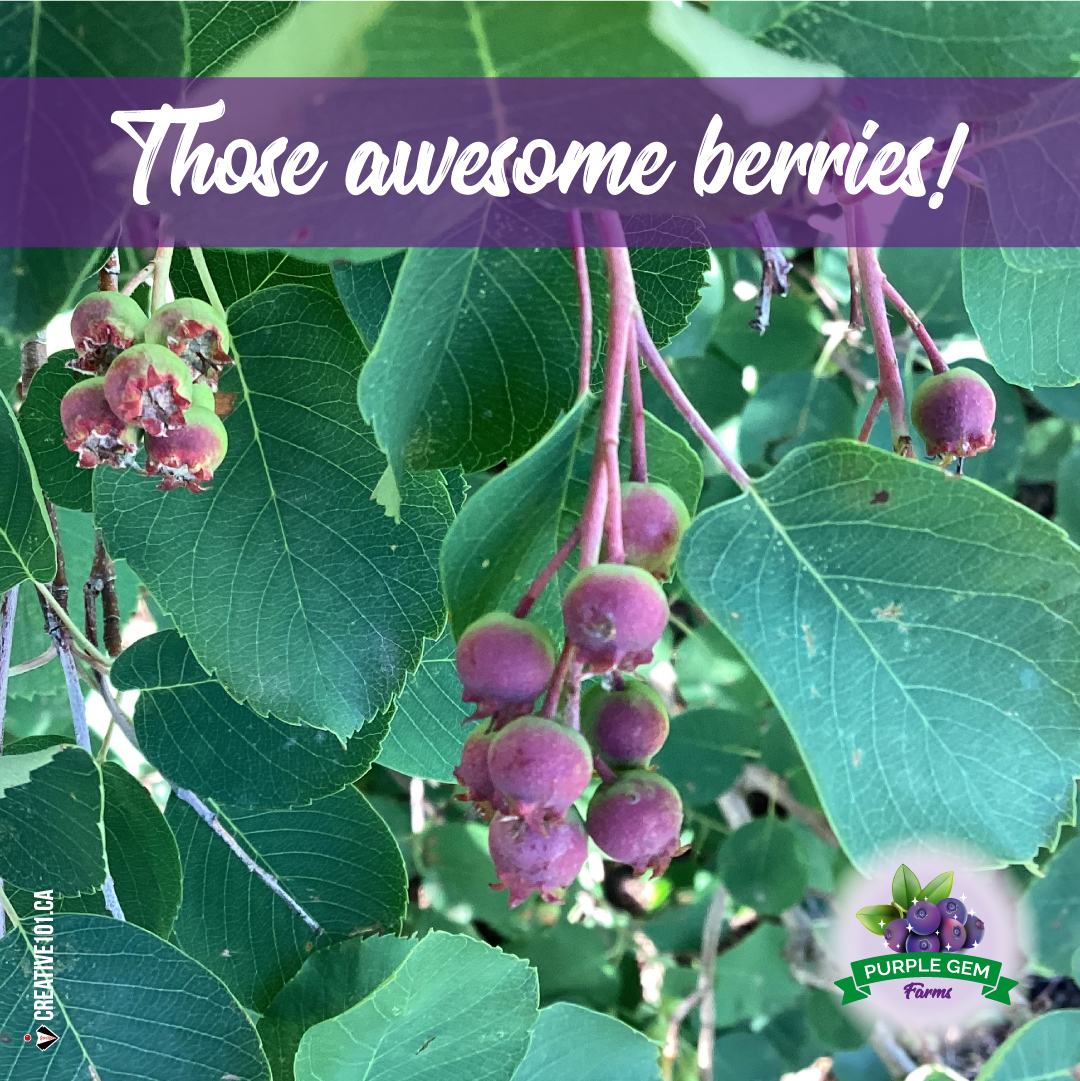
[836,953,1018,1006]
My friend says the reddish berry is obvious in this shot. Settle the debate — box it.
[911,368,997,459]
[581,677,669,768]
[455,612,557,720]
[586,771,682,876]
[620,482,690,580]
[488,808,587,907]
[145,298,231,386]
[68,291,147,374]
[103,344,193,437]
[144,406,228,492]
[60,378,138,469]
[487,715,593,820]
[453,724,500,810]
[561,563,668,671]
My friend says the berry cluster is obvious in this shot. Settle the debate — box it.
[60,292,230,492]
[453,481,689,907]
[885,895,986,955]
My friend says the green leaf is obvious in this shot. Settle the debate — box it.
[171,246,339,308]
[332,253,406,348]
[713,1033,789,1081]
[506,923,618,1011]
[855,904,900,936]
[963,247,1080,387]
[805,989,866,1053]
[892,864,922,911]
[0,389,54,592]
[716,816,809,916]
[18,349,92,512]
[1033,385,1080,423]
[752,2,1080,76]
[714,290,824,374]
[879,249,971,342]
[922,871,955,905]
[95,284,454,738]
[295,931,538,1081]
[441,395,702,640]
[0,248,105,336]
[672,623,768,713]
[182,1,296,76]
[165,785,408,1011]
[1026,838,1080,975]
[1057,445,1080,544]
[112,631,386,808]
[0,744,104,895]
[512,1001,661,1081]
[0,912,269,1080]
[679,440,1080,871]
[653,708,751,806]
[0,328,20,401]
[100,761,182,938]
[976,1011,1080,1081]
[375,626,471,783]
[713,922,802,1028]
[259,935,417,1081]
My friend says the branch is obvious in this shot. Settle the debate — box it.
[98,248,120,293]
[173,787,325,935]
[696,882,729,1081]
[881,278,948,375]
[0,587,17,754]
[749,211,792,334]
[92,531,122,658]
[567,210,593,399]
[15,333,47,403]
[121,261,155,297]
[35,583,112,669]
[662,987,704,1081]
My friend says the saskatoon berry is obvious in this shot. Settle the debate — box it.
[910,367,996,460]
[486,715,593,820]
[884,917,909,953]
[580,677,669,768]
[906,932,941,954]
[488,807,588,907]
[937,896,967,925]
[940,917,967,952]
[452,724,499,809]
[454,612,557,720]
[585,770,683,876]
[69,291,148,374]
[962,914,985,949]
[145,298,232,386]
[907,899,942,935]
[620,482,690,580]
[60,378,138,469]
[144,406,228,492]
[561,563,669,671]
[103,344,193,437]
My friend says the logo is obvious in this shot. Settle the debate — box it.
[33,1025,58,1051]
[836,862,1018,1008]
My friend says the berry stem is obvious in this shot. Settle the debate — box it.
[564,660,584,731]
[190,247,228,322]
[539,638,575,719]
[151,246,174,312]
[881,278,948,375]
[749,211,792,334]
[593,753,617,785]
[858,388,885,443]
[513,525,580,619]
[34,583,112,670]
[578,458,609,568]
[636,314,752,489]
[122,261,155,297]
[626,320,648,483]
[568,210,593,399]
[0,587,18,754]
[97,248,120,292]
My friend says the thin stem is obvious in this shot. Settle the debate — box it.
[9,646,55,677]
[189,247,227,320]
[564,661,584,731]
[173,787,325,934]
[122,261,155,297]
[92,531,122,658]
[98,248,120,292]
[578,459,609,568]
[749,211,792,334]
[514,526,580,619]
[34,583,112,669]
[696,882,729,1081]
[626,321,647,484]
[90,670,139,749]
[151,246,174,312]
[568,210,593,399]
[858,388,885,442]
[662,988,704,1081]
[593,753,617,786]
[637,315,751,489]
[881,279,948,375]
[0,587,17,755]
[539,638,574,719]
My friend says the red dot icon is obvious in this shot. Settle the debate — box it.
[23,1034,30,1041]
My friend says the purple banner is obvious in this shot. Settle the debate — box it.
[1,77,1078,248]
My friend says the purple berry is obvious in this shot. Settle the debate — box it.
[620,482,690,581]
[962,914,985,949]
[488,808,587,907]
[884,918,908,953]
[585,770,683,876]
[452,724,499,809]
[103,343,193,437]
[145,297,232,387]
[487,715,593,820]
[906,932,941,954]
[69,291,148,374]
[60,378,138,469]
[911,367,996,460]
[937,896,967,925]
[940,917,967,952]
[144,406,228,493]
[907,899,941,935]
[561,563,669,672]
[580,677,669,767]
[455,613,557,721]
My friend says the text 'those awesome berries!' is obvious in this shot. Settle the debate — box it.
[620,482,690,580]
[454,613,557,720]
[911,367,997,459]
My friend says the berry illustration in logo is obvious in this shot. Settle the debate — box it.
[940,917,968,952]
[908,899,941,935]
[906,932,941,953]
